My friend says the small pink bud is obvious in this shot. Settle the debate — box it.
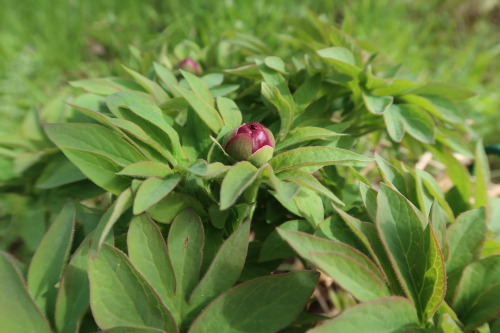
[178,58,201,75]
[223,122,275,166]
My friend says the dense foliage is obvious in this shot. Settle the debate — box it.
[1,10,499,333]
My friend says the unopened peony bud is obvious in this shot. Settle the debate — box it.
[178,58,201,75]
[223,122,275,166]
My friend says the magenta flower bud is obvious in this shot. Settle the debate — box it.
[223,122,275,166]
[178,58,201,75]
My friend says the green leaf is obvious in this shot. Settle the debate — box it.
[429,145,471,205]
[278,169,344,206]
[161,97,188,110]
[417,170,455,222]
[317,47,361,78]
[13,199,46,252]
[188,271,318,333]
[118,161,172,178]
[293,74,322,111]
[265,165,301,202]
[310,251,391,301]
[277,229,383,280]
[123,66,169,104]
[208,205,228,229]
[372,79,425,96]
[264,56,286,73]
[27,201,75,319]
[88,244,178,332]
[309,297,419,333]
[404,95,463,124]
[446,208,486,296]
[123,104,186,164]
[100,327,165,333]
[36,153,86,189]
[133,175,182,214]
[167,209,204,303]
[147,192,205,224]
[362,90,393,114]
[127,215,177,319]
[209,84,239,97]
[70,102,171,164]
[332,206,404,295]
[201,73,224,88]
[70,77,142,95]
[397,104,435,144]
[293,187,325,227]
[154,63,180,97]
[90,188,133,256]
[106,91,185,164]
[259,220,313,262]
[188,220,250,312]
[181,69,213,103]
[411,82,476,101]
[0,252,52,333]
[376,185,446,322]
[436,127,473,158]
[261,82,294,141]
[55,238,90,333]
[256,58,294,108]
[460,284,500,330]
[474,140,490,208]
[44,123,146,166]
[176,85,224,133]
[61,148,131,195]
[430,200,450,261]
[359,182,378,221]
[376,154,409,195]
[384,104,405,142]
[270,146,372,172]
[275,127,342,151]
[106,90,156,118]
[220,161,259,210]
[453,256,500,327]
[216,96,242,130]
[185,160,230,179]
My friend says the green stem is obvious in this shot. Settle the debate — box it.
[242,179,261,222]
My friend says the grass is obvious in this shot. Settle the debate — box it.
[0,0,498,142]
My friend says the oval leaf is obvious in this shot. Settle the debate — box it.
[453,256,500,320]
[167,209,204,303]
[127,214,177,318]
[446,208,486,296]
[27,201,75,319]
[220,161,259,210]
[277,228,383,280]
[188,220,250,313]
[309,297,419,333]
[55,238,91,333]
[310,251,391,301]
[270,146,372,172]
[0,252,51,333]
[88,244,178,332]
[261,82,294,140]
[44,123,145,166]
[362,90,393,114]
[188,271,318,333]
[133,174,182,214]
[377,185,446,323]
[118,161,172,178]
[216,97,242,130]
[275,127,342,151]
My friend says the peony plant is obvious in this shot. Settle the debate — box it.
[0,14,498,333]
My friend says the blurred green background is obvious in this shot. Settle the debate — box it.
[1,0,499,142]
